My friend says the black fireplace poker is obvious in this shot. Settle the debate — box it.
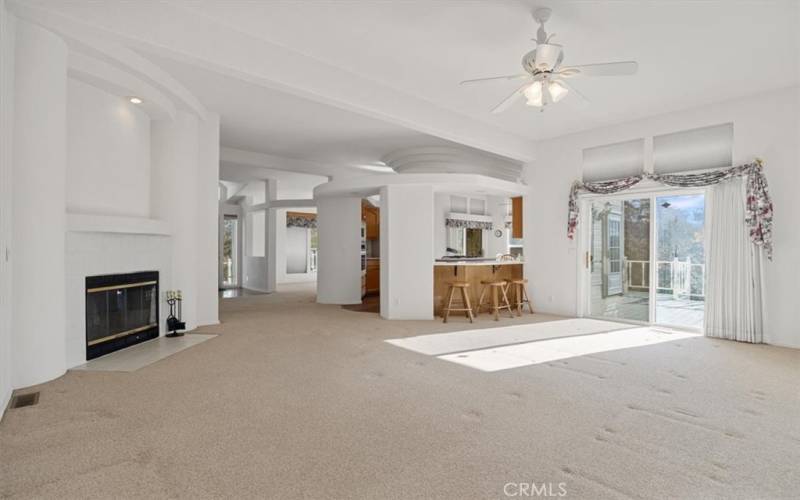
[166,289,186,337]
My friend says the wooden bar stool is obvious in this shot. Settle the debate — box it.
[506,278,534,316]
[477,280,514,321]
[441,282,474,323]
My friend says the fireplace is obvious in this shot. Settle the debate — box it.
[85,271,159,360]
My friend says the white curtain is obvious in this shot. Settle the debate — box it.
[705,177,765,342]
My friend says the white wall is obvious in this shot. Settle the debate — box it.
[242,256,268,291]
[11,19,68,389]
[433,193,448,258]
[525,87,800,348]
[316,196,361,304]
[150,111,220,330]
[0,0,15,413]
[238,180,278,293]
[486,195,509,257]
[285,226,308,273]
[66,78,151,217]
[247,210,266,257]
[380,184,434,319]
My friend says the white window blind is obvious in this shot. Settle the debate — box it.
[469,198,486,215]
[450,195,467,213]
[653,123,733,174]
[582,138,644,182]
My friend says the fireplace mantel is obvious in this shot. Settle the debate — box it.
[66,213,171,236]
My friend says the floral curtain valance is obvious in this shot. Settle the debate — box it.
[445,218,493,230]
[286,215,317,229]
[567,160,773,260]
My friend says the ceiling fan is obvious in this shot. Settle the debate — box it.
[461,7,638,113]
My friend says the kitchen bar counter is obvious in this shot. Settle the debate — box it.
[433,261,523,317]
[434,259,524,266]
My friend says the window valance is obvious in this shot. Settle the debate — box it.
[445,218,493,230]
[445,214,493,230]
[286,213,317,229]
[567,160,773,259]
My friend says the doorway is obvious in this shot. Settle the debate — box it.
[221,214,239,288]
[584,191,706,330]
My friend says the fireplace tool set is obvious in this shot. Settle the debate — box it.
[165,290,186,337]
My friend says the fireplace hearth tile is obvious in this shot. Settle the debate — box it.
[71,334,216,372]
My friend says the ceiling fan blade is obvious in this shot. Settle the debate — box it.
[460,74,529,86]
[560,61,638,77]
[491,81,532,114]
[558,79,589,105]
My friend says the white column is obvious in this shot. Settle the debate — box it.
[1,0,17,408]
[380,184,434,319]
[151,111,200,330]
[195,113,220,326]
[11,21,68,388]
[264,179,278,293]
[316,196,361,304]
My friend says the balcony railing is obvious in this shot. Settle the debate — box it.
[310,248,318,273]
[626,258,705,298]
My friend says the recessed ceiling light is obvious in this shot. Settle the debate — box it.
[129,97,143,104]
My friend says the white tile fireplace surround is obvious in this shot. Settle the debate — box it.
[65,231,172,368]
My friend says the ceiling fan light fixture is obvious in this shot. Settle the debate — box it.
[524,81,543,107]
[548,80,569,103]
[524,80,568,107]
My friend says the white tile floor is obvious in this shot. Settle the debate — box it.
[71,334,216,372]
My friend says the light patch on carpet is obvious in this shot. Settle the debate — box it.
[438,327,699,372]
[71,334,216,372]
[386,318,636,356]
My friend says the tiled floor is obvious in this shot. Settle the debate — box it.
[219,287,269,298]
[71,334,216,372]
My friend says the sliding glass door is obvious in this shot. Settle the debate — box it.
[589,198,650,322]
[585,191,705,330]
[654,194,705,329]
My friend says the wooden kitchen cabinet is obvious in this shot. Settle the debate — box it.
[363,205,379,240]
[365,259,380,294]
[511,196,523,239]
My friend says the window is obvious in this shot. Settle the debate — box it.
[465,228,483,257]
[446,227,465,255]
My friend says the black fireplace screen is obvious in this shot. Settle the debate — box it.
[86,271,159,360]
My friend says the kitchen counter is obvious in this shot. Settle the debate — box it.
[433,261,523,317]
[434,259,524,266]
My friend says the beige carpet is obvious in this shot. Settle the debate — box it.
[2,282,799,499]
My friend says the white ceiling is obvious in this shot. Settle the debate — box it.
[219,162,326,201]
[17,0,800,166]
[143,53,483,169]
[181,0,800,139]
